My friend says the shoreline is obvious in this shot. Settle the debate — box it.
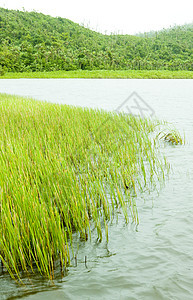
[1,70,193,79]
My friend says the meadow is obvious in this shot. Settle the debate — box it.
[1,70,193,79]
[0,93,177,281]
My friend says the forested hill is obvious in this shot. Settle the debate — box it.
[0,7,193,72]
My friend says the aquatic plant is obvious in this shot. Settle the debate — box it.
[0,94,170,280]
[157,127,184,145]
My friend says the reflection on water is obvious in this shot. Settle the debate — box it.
[0,79,193,299]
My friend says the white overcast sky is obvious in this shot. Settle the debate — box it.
[0,0,193,34]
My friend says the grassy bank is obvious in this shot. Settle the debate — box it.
[1,70,193,79]
[0,94,170,281]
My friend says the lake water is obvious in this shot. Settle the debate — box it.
[0,79,193,300]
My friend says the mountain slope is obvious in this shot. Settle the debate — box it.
[0,7,193,72]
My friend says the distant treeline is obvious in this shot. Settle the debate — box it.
[0,7,193,73]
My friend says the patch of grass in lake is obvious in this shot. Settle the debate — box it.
[0,93,179,281]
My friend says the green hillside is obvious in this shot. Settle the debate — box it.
[0,7,193,73]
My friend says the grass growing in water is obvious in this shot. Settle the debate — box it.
[0,94,170,281]
[157,127,184,145]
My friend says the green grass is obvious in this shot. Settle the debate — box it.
[1,69,193,79]
[157,127,184,145]
[0,94,171,281]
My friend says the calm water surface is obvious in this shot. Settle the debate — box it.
[0,79,193,300]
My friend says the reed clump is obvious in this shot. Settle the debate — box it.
[0,94,169,280]
[157,127,184,145]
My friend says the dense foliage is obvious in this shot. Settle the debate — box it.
[0,7,193,72]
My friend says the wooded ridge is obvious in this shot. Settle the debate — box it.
[0,7,193,72]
